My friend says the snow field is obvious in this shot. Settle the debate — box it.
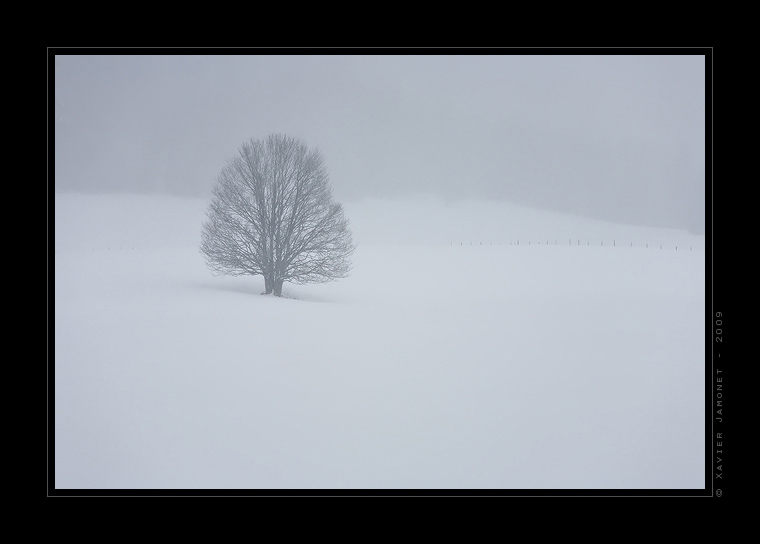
[54,194,705,489]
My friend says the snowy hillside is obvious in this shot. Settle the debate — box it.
[53,193,706,490]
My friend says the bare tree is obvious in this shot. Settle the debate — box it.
[200,134,355,297]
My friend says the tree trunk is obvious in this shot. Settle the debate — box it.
[273,279,284,297]
[264,275,273,294]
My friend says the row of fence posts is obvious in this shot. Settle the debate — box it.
[450,240,693,250]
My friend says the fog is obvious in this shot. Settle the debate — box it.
[52,52,706,231]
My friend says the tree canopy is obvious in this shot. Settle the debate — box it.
[200,134,355,296]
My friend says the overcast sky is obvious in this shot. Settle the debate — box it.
[52,52,706,231]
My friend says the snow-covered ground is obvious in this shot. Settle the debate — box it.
[53,193,706,490]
